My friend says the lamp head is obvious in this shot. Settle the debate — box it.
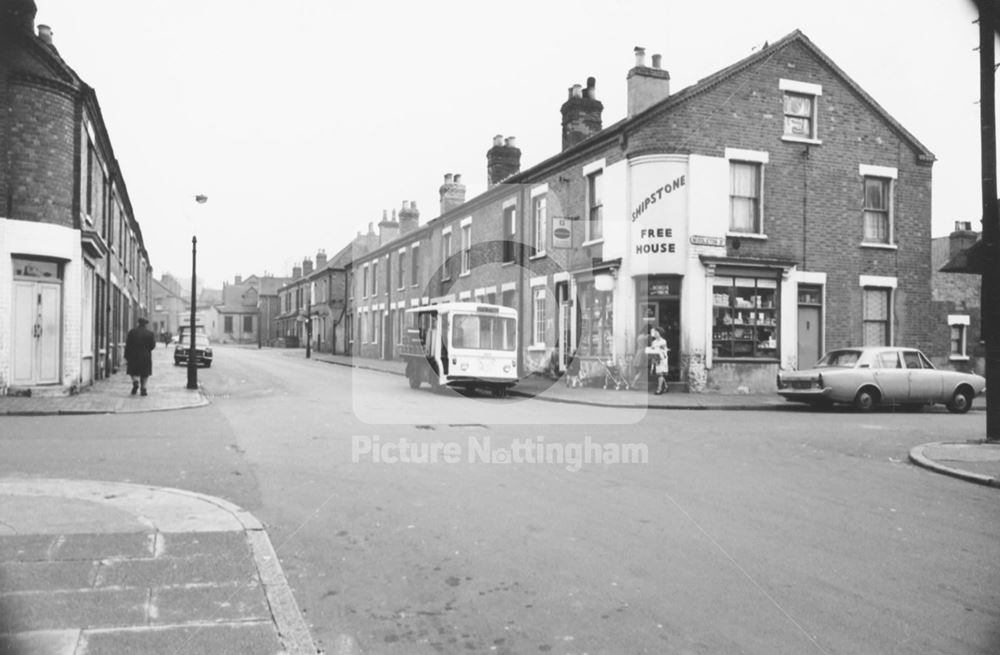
[194,194,208,204]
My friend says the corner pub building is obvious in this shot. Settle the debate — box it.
[349,30,935,393]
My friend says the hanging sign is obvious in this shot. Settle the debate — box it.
[552,217,573,249]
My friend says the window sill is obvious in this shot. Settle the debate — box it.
[949,355,971,362]
[726,231,767,240]
[781,136,822,145]
[582,238,604,248]
[501,260,515,267]
[860,242,898,250]
[459,272,471,278]
[528,344,547,352]
[529,252,547,260]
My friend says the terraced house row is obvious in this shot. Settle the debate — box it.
[337,29,946,394]
[0,0,153,395]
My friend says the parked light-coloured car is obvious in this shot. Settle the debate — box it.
[776,347,985,413]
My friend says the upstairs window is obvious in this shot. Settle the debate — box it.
[398,251,406,290]
[863,177,891,243]
[411,244,420,286]
[729,161,762,233]
[441,231,452,280]
[586,170,603,241]
[502,204,516,263]
[372,261,379,296]
[461,223,472,275]
[532,194,547,254]
[780,79,821,142]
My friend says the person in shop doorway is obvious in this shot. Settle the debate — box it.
[124,317,156,396]
[631,323,653,387]
[650,328,670,394]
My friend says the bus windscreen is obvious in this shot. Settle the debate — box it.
[452,315,516,351]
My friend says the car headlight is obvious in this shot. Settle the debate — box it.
[460,362,469,371]
[816,373,824,389]
[205,349,212,355]
[503,365,511,373]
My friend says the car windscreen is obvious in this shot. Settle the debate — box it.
[815,350,862,368]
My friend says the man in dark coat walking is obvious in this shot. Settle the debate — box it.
[124,317,156,396]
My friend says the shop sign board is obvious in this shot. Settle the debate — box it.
[629,156,688,275]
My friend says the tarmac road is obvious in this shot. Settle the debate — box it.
[2,344,997,654]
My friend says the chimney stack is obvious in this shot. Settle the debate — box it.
[487,135,522,187]
[1,0,37,35]
[439,173,466,215]
[235,275,242,285]
[561,76,603,151]
[292,265,302,279]
[399,200,420,236]
[627,46,670,117]
[316,249,327,269]
[949,220,979,260]
[302,257,314,276]
[366,221,379,252]
[379,208,400,245]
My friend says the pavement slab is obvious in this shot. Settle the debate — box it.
[0,478,318,654]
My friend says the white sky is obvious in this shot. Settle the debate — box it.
[34,0,993,288]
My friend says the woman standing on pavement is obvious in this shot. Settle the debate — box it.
[650,328,670,394]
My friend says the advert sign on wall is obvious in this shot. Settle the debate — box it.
[628,155,688,276]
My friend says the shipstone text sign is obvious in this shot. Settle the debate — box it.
[629,156,689,276]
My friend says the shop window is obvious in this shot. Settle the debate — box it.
[862,287,891,346]
[712,276,778,359]
[729,161,762,233]
[578,281,613,357]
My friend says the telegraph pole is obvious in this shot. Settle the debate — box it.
[979,0,1000,440]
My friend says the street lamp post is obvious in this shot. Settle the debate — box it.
[187,194,207,390]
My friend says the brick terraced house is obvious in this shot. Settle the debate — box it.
[349,29,936,393]
[0,0,154,394]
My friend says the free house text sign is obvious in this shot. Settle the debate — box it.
[629,155,689,275]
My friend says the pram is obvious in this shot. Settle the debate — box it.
[599,357,630,391]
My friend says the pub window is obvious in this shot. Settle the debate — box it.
[398,251,406,290]
[577,280,613,357]
[243,315,253,332]
[712,276,778,359]
[862,287,892,346]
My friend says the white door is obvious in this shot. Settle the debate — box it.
[11,281,61,385]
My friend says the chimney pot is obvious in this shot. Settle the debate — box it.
[391,208,397,221]
[505,136,517,148]
[634,46,646,67]
[411,201,417,210]
[454,174,462,184]
[652,53,662,69]
[444,173,453,183]
[37,24,52,44]
[572,84,583,98]
[401,200,409,210]
[493,134,504,146]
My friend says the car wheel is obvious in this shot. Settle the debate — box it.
[947,388,973,414]
[853,387,878,412]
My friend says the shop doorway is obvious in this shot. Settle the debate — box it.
[636,276,681,382]
[797,285,823,368]
[11,258,62,385]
